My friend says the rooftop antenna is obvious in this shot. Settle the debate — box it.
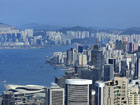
[96,30,99,45]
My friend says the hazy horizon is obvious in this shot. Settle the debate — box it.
[0,0,140,29]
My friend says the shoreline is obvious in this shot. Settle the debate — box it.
[0,47,43,50]
[0,44,75,50]
[45,59,74,72]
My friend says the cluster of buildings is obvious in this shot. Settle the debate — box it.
[46,31,90,45]
[2,78,140,105]
[0,28,91,47]
[2,23,140,48]
[1,79,93,105]
[48,45,89,67]
[96,32,140,45]
[2,32,140,104]
[0,24,93,47]
[2,24,140,104]
[49,36,140,105]
[46,30,140,47]
[0,25,43,47]
[0,25,93,47]
[0,24,49,48]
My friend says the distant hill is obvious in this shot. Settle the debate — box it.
[18,23,63,31]
[2,23,140,35]
[59,26,96,33]
[0,23,14,28]
[60,26,140,35]
[58,26,121,34]
[121,27,140,35]
[0,23,17,31]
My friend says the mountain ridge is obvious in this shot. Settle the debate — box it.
[1,22,140,35]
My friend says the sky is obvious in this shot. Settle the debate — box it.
[0,0,140,28]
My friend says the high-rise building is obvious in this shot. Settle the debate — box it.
[65,79,92,105]
[115,40,123,50]
[2,91,15,105]
[91,44,104,70]
[134,58,140,79]
[78,45,84,53]
[95,81,105,105]
[72,48,78,66]
[91,90,96,105]
[121,60,129,77]
[108,58,116,73]
[104,64,114,81]
[46,86,65,105]
[104,77,128,105]
[78,53,87,66]
[67,48,73,65]
[24,29,33,37]
[129,42,134,52]
[128,84,140,105]
[104,81,114,105]
[91,68,102,87]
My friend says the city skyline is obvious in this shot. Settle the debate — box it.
[0,0,140,28]
[1,0,140,105]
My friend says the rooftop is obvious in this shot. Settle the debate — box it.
[65,79,92,85]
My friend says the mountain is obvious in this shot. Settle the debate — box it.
[59,26,96,33]
[0,23,17,31]
[58,26,121,34]
[4,23,140,35]
[0,23,14,28]
[18,23,63,31]
[121,27,140,35]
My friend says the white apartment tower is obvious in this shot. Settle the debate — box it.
[46,86,65,105]
[65,79,92,105]
[95,81,105,105]
[78,53,87,66]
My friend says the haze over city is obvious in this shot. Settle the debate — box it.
[0,0,140,28]
[1,0,140,105]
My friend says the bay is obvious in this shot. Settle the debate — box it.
[0,45,74,94]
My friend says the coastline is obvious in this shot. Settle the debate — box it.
[45,58,74,72]
[0,45,72,94]
[0,44,75,50]
[0,46,43,50]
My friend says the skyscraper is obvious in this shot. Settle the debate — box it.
[104,77,128,105]
[91,44,104,70]
[95,81,105,105]
[78,53,87,66]
[72,48,78,66]
[128,84,140,105]
[134,58,140,79]
[121,60,129,77]
[108,58,116,73]
[65,79,92,105]
[104,64,114,81]
[91,68,102,87]
[46,86,65,105]
[78,45,84,53]
[91,90,96,105]
[67,48,73,65]
[2,91,15,105]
